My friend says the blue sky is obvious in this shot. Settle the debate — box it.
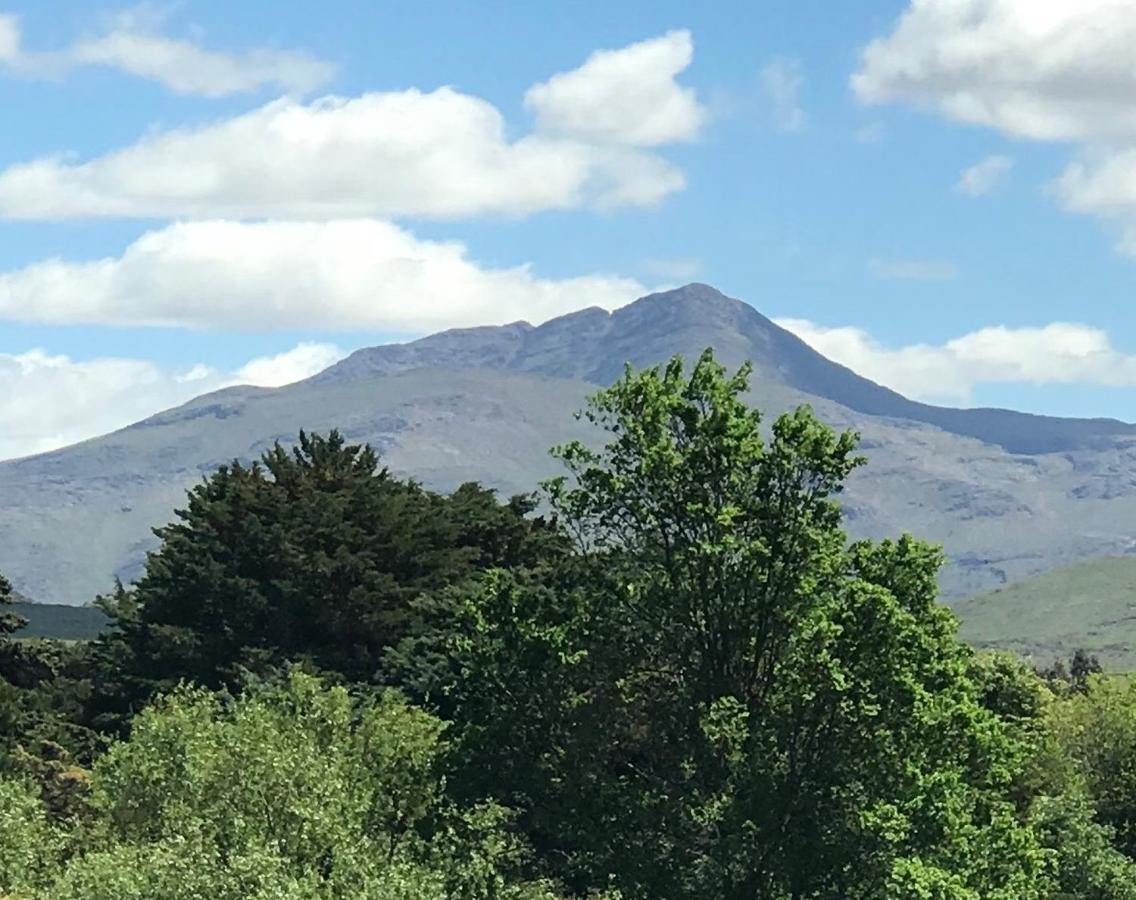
[2,0,1136,458]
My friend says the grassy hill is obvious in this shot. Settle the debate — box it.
[11,602,108,641]
[953,556,1136,670]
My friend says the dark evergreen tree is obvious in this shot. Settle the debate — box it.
[110,430,563,702]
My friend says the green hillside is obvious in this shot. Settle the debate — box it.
[11,602,108,641]
[953,555,1136,670]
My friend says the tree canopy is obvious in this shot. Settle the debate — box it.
[111,429,563,702]
[3,350,1136,898]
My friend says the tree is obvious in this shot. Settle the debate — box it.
[111,430,563,705]
[0,570,104,771]
[0,671,581,900]
[0,571,26,637]
[1038,649,1104,695]
[401,351,1050,899]
[1044,675,1136,859]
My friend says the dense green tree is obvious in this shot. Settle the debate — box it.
[400,351,1051,899]
[110,430,563,704]
[1044,675,1136,859]
[0,672,584,900]
[0,571,104,771]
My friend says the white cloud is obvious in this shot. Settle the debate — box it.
[0,33,700,221]
[759,58,806,132]
[853,0,1136,255]
[868,258,958,281]
[956,154,1014,197]
[853,0,1136,143]
[233,342,346,386]
[0,10,333,96]
[524,30,704,146]
[0,218,647,331]
[777,317,1136,405]
[0,341,344,461]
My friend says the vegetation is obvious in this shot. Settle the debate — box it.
[6,603,107,642]
[3,350,1136,897]
[955,556,1136,670]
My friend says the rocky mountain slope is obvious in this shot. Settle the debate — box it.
[4,283,1136,606]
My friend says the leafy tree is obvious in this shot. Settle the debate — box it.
[1044,675,1136,859]
[0,773,62,894]
[0,672,581,900]
[400,351,1050,899]
[110,430,562,705]
[1039,649,1104,695]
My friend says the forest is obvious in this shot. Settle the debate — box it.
[4,350,1136,899]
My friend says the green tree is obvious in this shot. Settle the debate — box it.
[0,571,27,637]
[1044,675,1136,858]
[0,570,104,773]
[0,671,578,900]
[111,430,562,705]
[401,351,1049,899]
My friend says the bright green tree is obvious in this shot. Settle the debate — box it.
[0,671,578,900]
[401,351,1050,899]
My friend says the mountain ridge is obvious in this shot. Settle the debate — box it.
[4,283,1136,606]
[313,284,1136,454]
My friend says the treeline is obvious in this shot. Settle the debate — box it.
[3,351,1136,898]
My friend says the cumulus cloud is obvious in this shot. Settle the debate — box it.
[0,9,333,96]
[868,258,958,281]
[233,342,346,386]
[0,218,647,331]
[524,30,703,146]
[853,0,1136,142]
[777,317,1136,405]
[956,154,1014,197]
[0,31,702,221]
[0,341,344,460]
[853,0,1136,255]
[759,58,807,132]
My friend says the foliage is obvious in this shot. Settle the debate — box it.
[107,429,563,707]
[400,351,1051,898]
[9,356,1136,897]
[0,572,27,637]
[0,671,571,900]
[1039,649,1105,695]
[1044,675,1136,859]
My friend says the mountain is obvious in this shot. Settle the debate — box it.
[10,602,108,641]
[4,283,1136,606]
[955,556,1136,670]
[316,283,1136,455]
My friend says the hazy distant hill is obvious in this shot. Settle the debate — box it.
[10,602,108,641]
[4,283,1136,606]
[955,556,1136,670]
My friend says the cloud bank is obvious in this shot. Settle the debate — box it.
[0,30,704,221]
[778,317,1136,405]
[855,0,1136,254]
[0,218,647,331]
[0,341,344,460]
